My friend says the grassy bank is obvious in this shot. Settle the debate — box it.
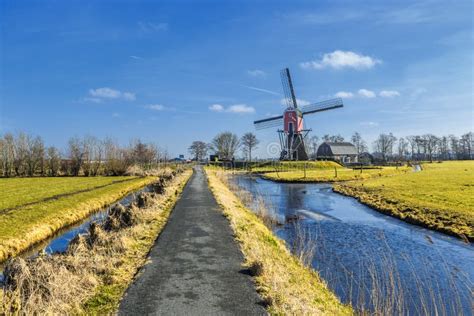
[249,161,343,173]
[334,161,474,241]
[83,170,192,314]
[205,168,351,315]
[260,165,410,182]
[1,169,192,314]
[0,176,157,262]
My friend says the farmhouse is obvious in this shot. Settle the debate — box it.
[317,142,358,164]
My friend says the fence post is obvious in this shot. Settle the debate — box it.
[334,166,338,178]
[304,162,307,179]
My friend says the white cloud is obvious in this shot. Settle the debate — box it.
[209,104,224,112]
[300,50,381,70]
[360,121,379,127]
[334,91,354,99]
[280,98,310,107]
[83,97,102,103]
[247,69,266,77]
[227,104,255,114]
[358,89,376,98]
[87,87,136,102]
[89,87,121,99]
[146,104,165,111]
[209,103,255,114]
[130,55,142,60]
[138,22,168,33]
[379,90,401,97]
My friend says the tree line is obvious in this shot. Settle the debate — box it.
[0,132,170,177]
[190,130,473,163]
[304,131,473,162]
[189,132,259,162]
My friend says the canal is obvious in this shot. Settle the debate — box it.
[233,175,473,314]
[0,185,154,279]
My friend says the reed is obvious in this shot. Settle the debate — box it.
[207,168,352,315]
[222,170,469,315]
[1,169,192,315]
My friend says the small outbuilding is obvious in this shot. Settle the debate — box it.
[358,152,374,164]
[317,142,358,164]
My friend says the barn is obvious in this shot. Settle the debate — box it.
[317,142,358,164]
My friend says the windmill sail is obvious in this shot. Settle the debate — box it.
[254,115,284,130]
[280,68,298,108]
[253,68,345,161]
[301,98,343,115]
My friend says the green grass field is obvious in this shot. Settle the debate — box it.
[0,176,156,262]
[334,161,474,240]
[1,177,137,210]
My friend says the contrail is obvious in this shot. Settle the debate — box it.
[241,85,281,96]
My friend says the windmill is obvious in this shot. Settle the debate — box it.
[254,68,344,160]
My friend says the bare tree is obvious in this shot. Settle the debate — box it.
[13,132,29,176]
[423,134,439,162]
[1,133,15,177]
[308,135,319,159]
[103,138,131,176]
[47,146,62,176]
[406,136,417,160]
[439,136,449,160]
[449,135,459,160]
[241,133,259,162]
[211,132,240,160]
[373,133,397,162]
[323,134,345,143]
[68,137,84,176]
[351,132,367,155]
[188,141,208,161]
[417,136,428,160]
[92,139,104,176]
[460,132,473,159]
[397,137,408,160]
[82,136,96,176]
[129,139,158,167]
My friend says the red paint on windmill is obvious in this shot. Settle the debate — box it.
[253,67,344,160]
[283,109,304,134]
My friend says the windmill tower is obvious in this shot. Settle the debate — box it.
[254,68,344,160]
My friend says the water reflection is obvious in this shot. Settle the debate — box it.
[233,175,474,314]
[0,185,154,279]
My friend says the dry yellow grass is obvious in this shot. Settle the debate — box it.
[0,169,192,315]
[206,168,352,315]
[83,170,192,314]
[0,176,157,262]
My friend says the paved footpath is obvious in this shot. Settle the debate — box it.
[119,166,266,315]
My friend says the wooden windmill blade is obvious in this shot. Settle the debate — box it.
[280,68,298,108]
[254,115,284,130]
[301,98,344,115]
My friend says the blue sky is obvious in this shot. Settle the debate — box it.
[1,0,472,158]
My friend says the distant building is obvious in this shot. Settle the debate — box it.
[317,142,358,164]
[358,152,374,164]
